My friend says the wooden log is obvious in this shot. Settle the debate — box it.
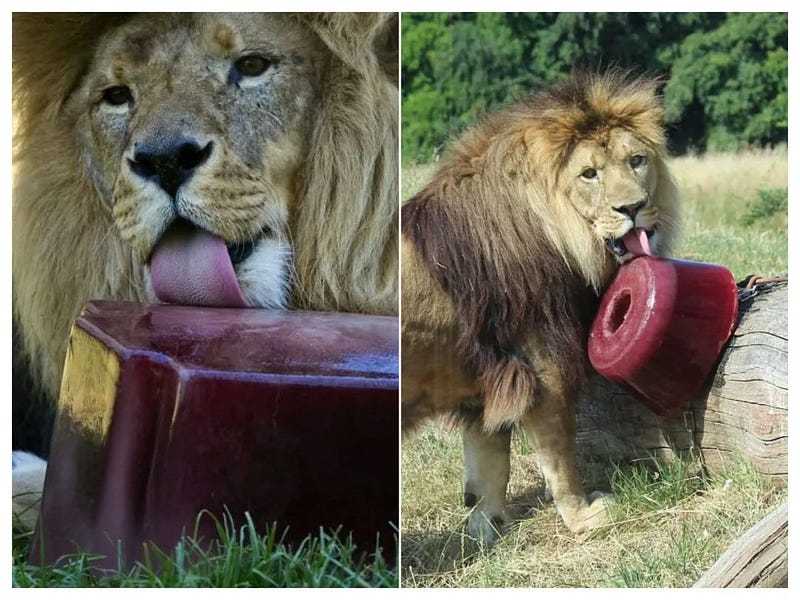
[31,301,399,568]
[693,502,788,588]
[576,282,787,484]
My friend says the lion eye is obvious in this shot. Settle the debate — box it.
[630,155,647,169]
[101,86,133,106]
[233,54,271,78]
[580,167,598,180]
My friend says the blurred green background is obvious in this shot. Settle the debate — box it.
[401,12,788,162]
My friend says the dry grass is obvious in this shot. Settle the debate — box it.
[401,425,785,588]
[401,162,436,200]
[669,147,787,276]
[670,147,788,226]
[399,148,788,588]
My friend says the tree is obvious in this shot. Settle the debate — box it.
[401,13,788,161]
[665,12,788,152]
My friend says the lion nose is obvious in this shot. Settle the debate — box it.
[129,138,213,199]
[613,200,646,219]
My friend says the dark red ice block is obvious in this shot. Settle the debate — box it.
[588,257,738,418]
[30,301,398,568]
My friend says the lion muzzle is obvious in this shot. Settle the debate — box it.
[129,136,214,199]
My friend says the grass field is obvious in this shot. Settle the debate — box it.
[400,148,788,588]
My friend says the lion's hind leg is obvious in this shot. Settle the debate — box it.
[462,422,511,543]
[520,385,613,535]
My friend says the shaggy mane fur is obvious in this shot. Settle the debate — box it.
[293,14,398,314]
[12,13,398,411]
[402,69,678,431]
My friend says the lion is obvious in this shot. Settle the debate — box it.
[12,13,398,530]
[401,69,680,543]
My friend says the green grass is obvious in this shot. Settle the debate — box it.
[610,458,705,515]
[13,513,397,588]
[601,459,782,588]
[605,523,714,588]
[741,188,788,227]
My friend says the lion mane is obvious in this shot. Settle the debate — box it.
[401,69,680,433]
[12,12,398,436]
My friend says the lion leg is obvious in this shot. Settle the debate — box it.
[521,392,612,534]
[462,422,511,543]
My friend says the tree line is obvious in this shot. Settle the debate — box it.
[401,13,788,162]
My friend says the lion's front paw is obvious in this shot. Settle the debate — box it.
[572,491,614,534]
[467,510,506,545]
[558,491,615,534]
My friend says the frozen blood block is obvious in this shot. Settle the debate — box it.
[30,301,398,569]
[588,257,738,418]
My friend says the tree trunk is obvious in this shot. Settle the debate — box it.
[693,502,788,588]
[576,282,787,485]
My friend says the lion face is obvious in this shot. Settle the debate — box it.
[562,128,664,263]
[65,13,326,308]
[13,12,397,407]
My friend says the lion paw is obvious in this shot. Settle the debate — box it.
[557,491,615,534]
[467,510,506,544]
[572,491,614,534]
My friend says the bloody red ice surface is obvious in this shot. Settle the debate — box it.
[30,301,398,569]
[589,257,738,418]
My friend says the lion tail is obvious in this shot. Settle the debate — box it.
[481,355,537,432]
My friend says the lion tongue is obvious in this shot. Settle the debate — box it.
[149,222,249,308]
[622,228,653,257]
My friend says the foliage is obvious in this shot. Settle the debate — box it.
[741,188,788,226]
[402,13,787,161]
[665,13,788,152]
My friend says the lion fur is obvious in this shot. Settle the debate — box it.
[12,13,399,407]
[402,69,680,432]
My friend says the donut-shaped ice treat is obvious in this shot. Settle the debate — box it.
[588,256,738,418]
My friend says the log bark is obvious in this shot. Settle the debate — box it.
[693,502,788,588]
[576,282,787,485]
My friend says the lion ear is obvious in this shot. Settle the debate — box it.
[297,13,396,75]
[12,14,130,133]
